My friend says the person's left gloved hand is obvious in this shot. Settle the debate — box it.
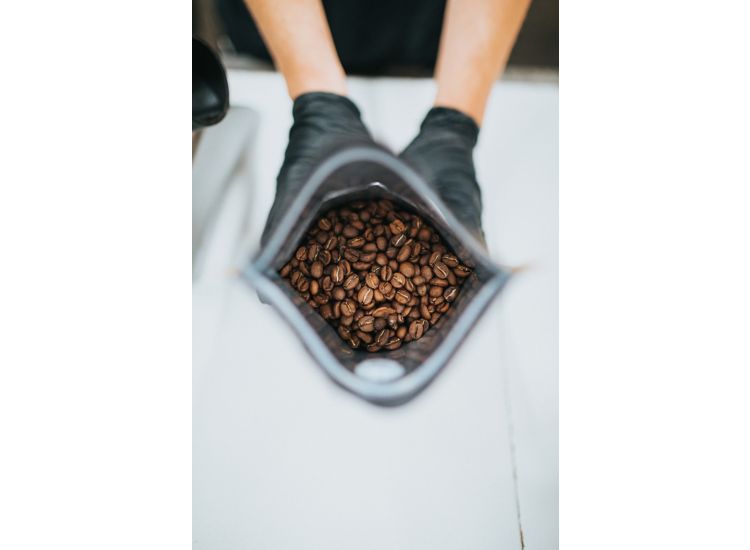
[400,107,486,246]
[261,92,374,247]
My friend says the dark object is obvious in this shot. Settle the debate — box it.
[243,145,510,406]
[401,107,485,245]
[261,92,375,247]
[193,36,229,130]
[278,200,473,352]
[217,0,446,75]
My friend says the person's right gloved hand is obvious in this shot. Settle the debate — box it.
[260,92,374,247]
[400,107,486,246]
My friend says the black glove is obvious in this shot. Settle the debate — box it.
[400,107,485,245]
[261,92,374,246]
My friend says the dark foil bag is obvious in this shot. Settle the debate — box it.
[243,145,510,406]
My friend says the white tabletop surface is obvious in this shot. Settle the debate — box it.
[193,71,558,550]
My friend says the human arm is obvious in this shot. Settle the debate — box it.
[243,0,346,98]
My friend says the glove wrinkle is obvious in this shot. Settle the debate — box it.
[261,93,374,247]
[400,107,486,245]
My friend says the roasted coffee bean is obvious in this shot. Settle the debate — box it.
[295,246,307,261]
[391,233,407,247]
[310,261,323,279]
[391,272,407,288]
[384,337,402,350]
[428,251,441,266]
[352,261,371,271]
[358,315,375,332]
[417,227,431,242]
[389,219,406,235]
[357,286,374,306]
[396,245,412,262]
[342,273,359,290]
[342,225,359,238]
[321,276,334,292]
[378,281,393,295]
[324,236,337,251]
[420,302,432,320]
[280,263,292,278]
[331,264,345,284]
[347,236,365,248]
[433,261,450,279]
[340,314,354,327]
[429,285,444,297]
[341,299,357,317]
[394,289,411,305]
[318,217,332,231]
[365,272,379,289]
[344,248,360,262]
[454,265,472,277]
[360,252,376,263]
[356,330,373,344]
[375,253,388,266]
[442,254,459,268]
[318,250,332,265]
[332,286,346,301]
[372,305,395,318]
[307,243,320,262]
[408,319,428,340]
[431,277,449,288]
[376,236,388,251]
[297,277,309,293]
[310,280,320,296]
[375,328,389,346]
[399,262,416,278]
[421,265,433,281]
[380,265,393,282]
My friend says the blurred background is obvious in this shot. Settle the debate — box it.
[193,0,558,78]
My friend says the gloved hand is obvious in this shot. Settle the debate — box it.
[261,92,374,246]
[400,107,485,245]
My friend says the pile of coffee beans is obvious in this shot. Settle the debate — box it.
[279,199,473,352]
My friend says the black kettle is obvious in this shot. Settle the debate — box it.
[193,37,229,131]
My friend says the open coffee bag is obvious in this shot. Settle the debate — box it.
[242,145,510,405]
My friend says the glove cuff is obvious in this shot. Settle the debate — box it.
[420,107,480,147]
[292,92,363,122]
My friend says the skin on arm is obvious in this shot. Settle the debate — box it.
[434,0,531,125]
[243,0,346,98]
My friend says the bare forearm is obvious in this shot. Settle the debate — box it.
[244,0,346,98]
[435,0,531,124]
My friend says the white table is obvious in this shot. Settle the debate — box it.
[193,71,558,550]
